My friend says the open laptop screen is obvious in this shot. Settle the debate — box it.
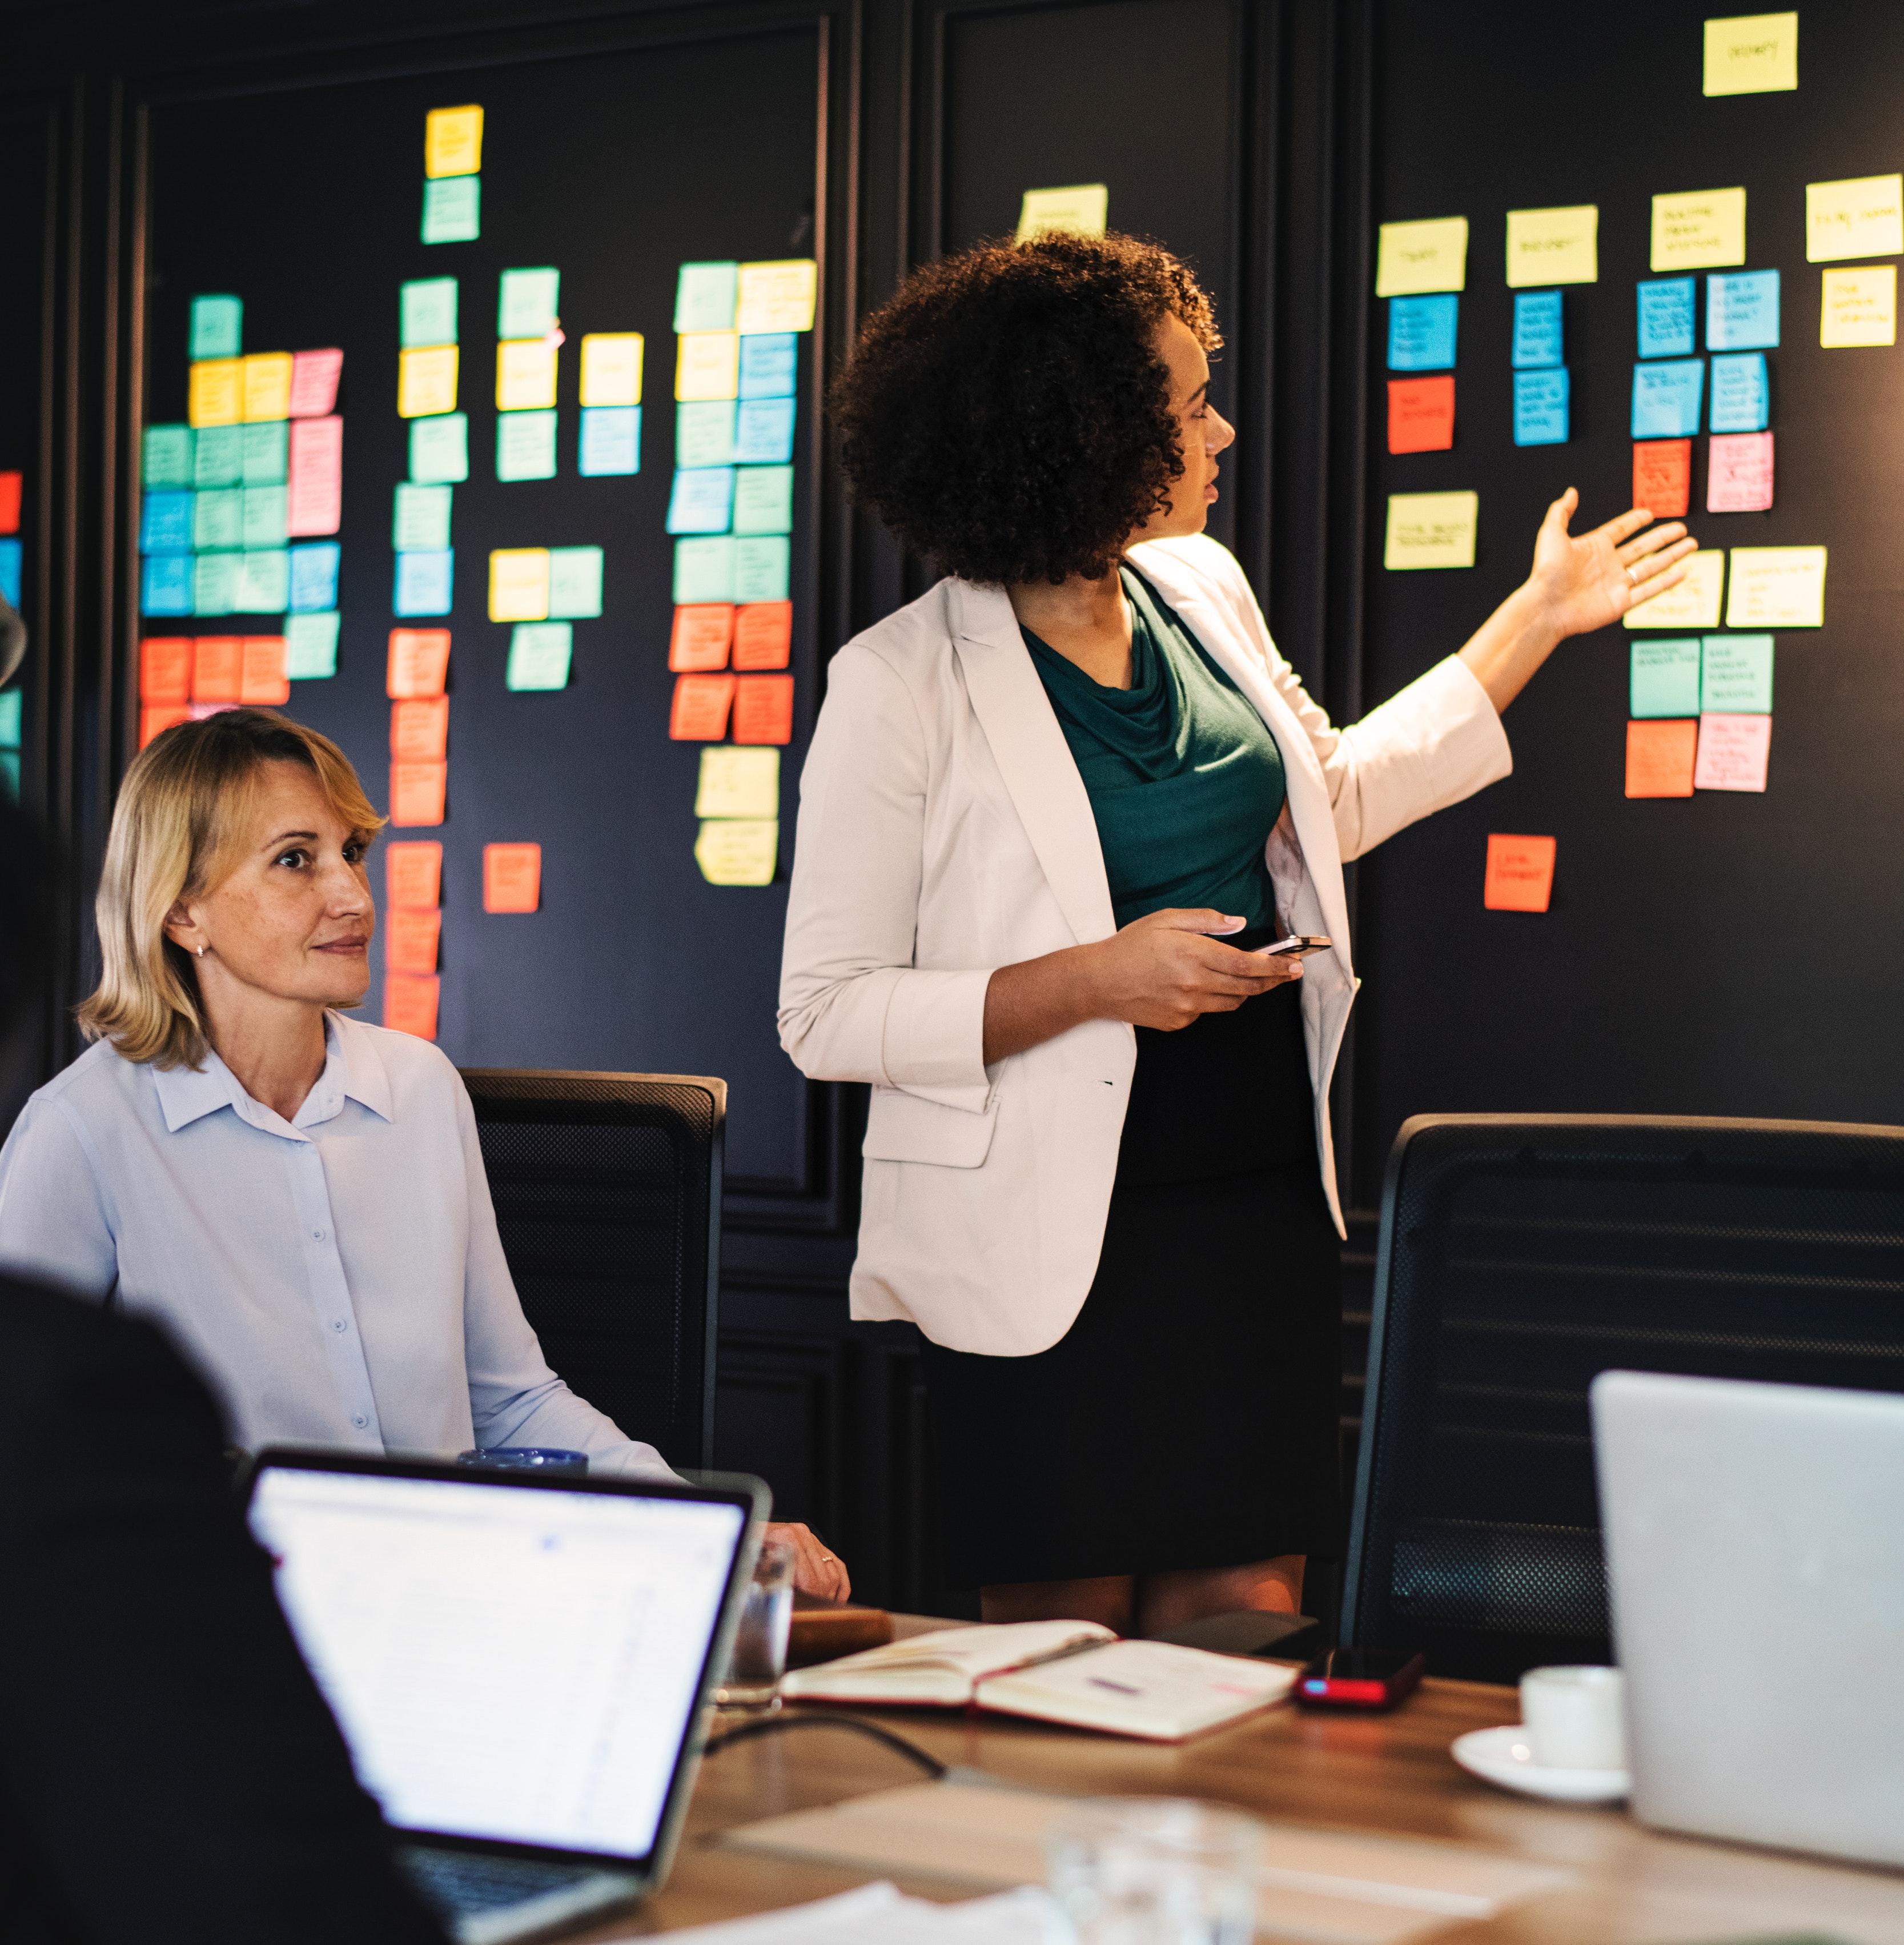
[248,1462,748,1862]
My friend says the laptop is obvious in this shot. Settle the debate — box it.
[1592,1369,1904,1868]
[246,1449,765,1943]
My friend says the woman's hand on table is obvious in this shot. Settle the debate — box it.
[770,1521,851,1600]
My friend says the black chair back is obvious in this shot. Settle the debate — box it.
[460,1069,724,1471]
[1344,1113,1904,1683]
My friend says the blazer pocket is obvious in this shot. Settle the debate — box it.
[862,1084,1000,1169]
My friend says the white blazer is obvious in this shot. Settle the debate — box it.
[778,534,1511,1357]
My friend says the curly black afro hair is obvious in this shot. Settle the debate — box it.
[829,232,1221,586]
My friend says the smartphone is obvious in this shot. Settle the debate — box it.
[1295,1646,1425,1709]
[1255,933,1332,958]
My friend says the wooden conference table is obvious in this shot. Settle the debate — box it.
[574,1618,1904,1944]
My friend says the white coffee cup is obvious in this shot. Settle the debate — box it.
[1519,1665,1626,1771]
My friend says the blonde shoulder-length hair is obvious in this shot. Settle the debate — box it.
[78,707,385,1070]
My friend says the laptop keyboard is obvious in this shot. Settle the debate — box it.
[397,1846,593,1916]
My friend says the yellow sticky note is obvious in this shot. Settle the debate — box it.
[488,548,551,623]
[676,332,740,402]
[1806,175,1904,263]
[241,352,294,422]
[496,338,559,410]
[694,746,780,820]
[425,105,484,178]
[1015,185,1109,243]
[579,332,642,407]
[735,261,818,335]
[1624,549,1725,629]
[694,818,778,886]
[1820,265,1897,347]
[398,345,459,419]
[1375,217,1468,296]
[1651,188,1747,272]
[188,358,243,428]
[1703,12,1797,95]
[1727,546,1826,627]
[1504,206,1598,288]
[1384,491,1477,570]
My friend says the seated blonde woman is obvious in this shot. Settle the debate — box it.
[0,707,846,1597]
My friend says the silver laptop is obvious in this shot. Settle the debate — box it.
[247,1449,764,1943]
[1592,1369,1904,1867]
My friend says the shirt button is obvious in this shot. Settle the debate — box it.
[312,1228,326,1241]
[331,1319,348,1333]
[352,1414,369,1429]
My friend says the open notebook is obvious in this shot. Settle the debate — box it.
[778,1622,1297,1741]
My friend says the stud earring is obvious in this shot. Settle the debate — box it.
[196,946,206,959]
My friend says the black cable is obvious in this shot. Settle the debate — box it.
[701,1710,947,1778]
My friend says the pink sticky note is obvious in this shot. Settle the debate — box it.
[1693,712,1772,792]
[1706,431,1774,514]
[288,348,344,418]
[287,415,343,536]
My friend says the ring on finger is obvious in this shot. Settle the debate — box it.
[1625,564,1639,585]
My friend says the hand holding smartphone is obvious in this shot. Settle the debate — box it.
[1255,933,1331,959]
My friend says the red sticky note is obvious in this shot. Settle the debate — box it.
[139,705,192,749]
[1632,440,1691,519]
[1625,718,1697,798]
[732,673,795,745]
[385,840,443,911]
[0,471,21,535]
[1483,833,1556,912]
[1693,712,1772,792]
[669,673,737,740]
[240,635,290,705]
[140,636,193,705]
[288,348,344,419]
[1706,432,1773,514]
[732,600,793,671]
[391,695,450,763]
[287,415,343,536]
[384,973,440,1040]
[669,604,734,672]
[1387,375,1455,455]
[389,761,447,827]
[191,636,243,703]
[388,628,451,698]
[483,842,541,913]
[384,905,441,974]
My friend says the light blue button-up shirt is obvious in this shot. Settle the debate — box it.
[0,1012,672,1477]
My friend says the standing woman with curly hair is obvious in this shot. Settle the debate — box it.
[780,234,1694,1633]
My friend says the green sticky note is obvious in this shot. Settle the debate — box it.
[192,424,243,489]
[193,550,241,616]
[496,410,557,482]
[239,549,290,614]
[142,424,193,488]
[190,294,243,361]
[674,536,736,604]
[547,546,602,619]
[0,749,17,801]
[733,464,794,535]
[1630,639,1701,717]
[242,485,288,549]
[506,621,573,690]
[401,276,459,348]
[393,482,453,552]
[1700,633,1774,713]
[194,488,243,551]
[409,413,469,484]
[734,535,790,603]
[284,610,340,679]
[674,262,738,333]
[242,421,288,486]
[676,400,736,468]
[0,687,22,745]
[499,267,560,339]
[421,175,480,244]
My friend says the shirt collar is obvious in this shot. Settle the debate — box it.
[151,1010,394,1138]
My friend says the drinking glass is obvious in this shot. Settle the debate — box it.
[713,1535,796,1707]
[1047,1796,1259,1945]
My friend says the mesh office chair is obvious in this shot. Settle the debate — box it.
[460,1070,724,1471]
[1343,1113,1904,1683]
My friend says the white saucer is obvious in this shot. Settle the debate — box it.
[1451,1725,1629,1803]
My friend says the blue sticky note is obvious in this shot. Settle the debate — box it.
[140,553,192,616]
[579,406,640,476]
[140,490,194,555]
[289,542,341,612]
[0,538,21,608]
[667,467,736,535]
[1511,290,1563,369]
[395,549,454,616]
[1386,293,1459,372]
[1637,278,1696,359]
[1513,367,1569,446]
[0,688,20,746]
[739,333,797,398]
[1631,359,1704,438]
[1709,353,1770,434]
[1708,270,1779,351]
[735,396,797,464]
[0,750,16,800]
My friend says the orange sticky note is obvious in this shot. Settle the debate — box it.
[139,705,192,749]
[733,673,795,745]
[240,636,290,705]
[191,635,243,703]
[384,973,440,1039]
[0,471,20,535]
[387,628,451,699]
[733,600,793,671]
[389,761,447,827]
[1625,717,1697,797]
[483,842,541,913]
[670,604,735,672]
[669,673,737,740]
[140,636,194,704]
[384,905,442,973]
[1387,375,1456,454]
[385,840,443,911]
[1632,439,1691,519]
[391,695,450,762]
[1483,833,1556,912]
